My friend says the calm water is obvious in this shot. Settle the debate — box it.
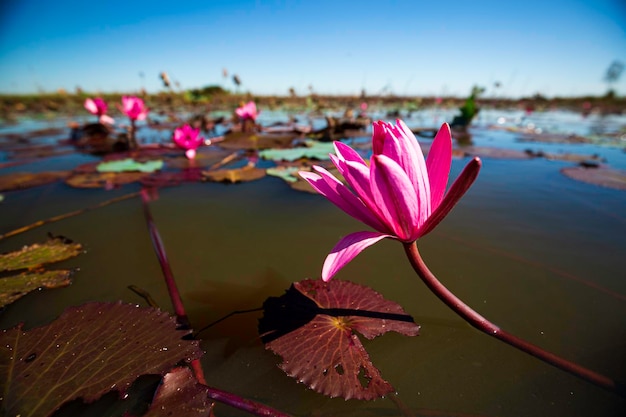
[1,108,625,417]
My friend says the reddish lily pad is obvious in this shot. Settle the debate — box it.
[219,131,298,150]
[0,270,72,308]
[65,171,149,188]
[8,145,75,160]
[202,165,266,183]
[460,146,533,159]
[0,238,83,271]
[518,132,591,144]
[165,149,234,169]
[0,302,202,417]
[140,170,202,188]
[561,166,626,190]
[141,367,211,417]
[0,171,69,192]
[543,152,605,164]
[259,279,419,400]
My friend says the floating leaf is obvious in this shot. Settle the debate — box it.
[202,165,266,183]
[140,171,199,188]
[518,132,591,144]
[259,140,335,162]
[165,149,234,169]
[0,301,202,417]
[0,238,83,272]
[65,171,149,188]
[219,131,297,150]
[0,270,72,308]
[543,152,605,164]
[0,171,69,192]
[0,238,82,308]
[259,279,419,400]
[561,166,626,190]
[140,367,211,417]
[460,146,533,159]
[266,166,300,183]
[97,158,164,173]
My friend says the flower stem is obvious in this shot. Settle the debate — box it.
[403,241,625,397]
[129,119,138,149]
[140,189,190,329]
[205,385,293,417]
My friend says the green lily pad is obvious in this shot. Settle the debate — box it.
[97,158,164,173]
[0,238,83,272]
[259,140,335,161]
[0,238,82,308]
[0,270,72,308]
[266,166,300,183]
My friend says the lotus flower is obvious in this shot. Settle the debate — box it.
[173,124,204,159]
[84,97,114,124]
[299,120,481,281]
[235,101,258,121]
[120,96,148,121]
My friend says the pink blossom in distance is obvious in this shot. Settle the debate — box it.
[235,101,259,121]
[84,97,114,124]
[121,96,148,121]
[299,120,481,281]
[173,124,204,159]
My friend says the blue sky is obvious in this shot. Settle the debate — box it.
[1,0,625,98]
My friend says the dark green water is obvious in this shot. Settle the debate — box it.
[1,113,625,416]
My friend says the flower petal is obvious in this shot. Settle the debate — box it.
[99,115,115,125]
[311,166,388,232]
[426,123,452,210]
[299,170,375,227]
[84,98,97,115]
[394,119,431,209]
[370,155,421,241]
[334,141,367,165]
[321,231,392,281]
[419,157,481,237]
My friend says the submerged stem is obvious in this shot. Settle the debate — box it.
[403,241,625,397]
[140,189,190,329]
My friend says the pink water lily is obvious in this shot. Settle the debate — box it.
[84,97,114,124]
[173,124,204,159]
[120,96,148,121]
[235,101,259,121]
[299,120,481,281]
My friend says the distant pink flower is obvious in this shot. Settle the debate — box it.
[173,124,204,159]
[120,96,148,121]
[235,101,259,121]
[84,97,107,115]
[84,97,114,124]
[299,120,481,281]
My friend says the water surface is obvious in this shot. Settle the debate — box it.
[1,109,625,416]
